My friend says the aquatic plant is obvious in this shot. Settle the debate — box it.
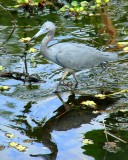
[59,0,110,20]
[14,0,53,8]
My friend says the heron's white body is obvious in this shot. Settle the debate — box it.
[31,21,118,87]
[41,42,117,70]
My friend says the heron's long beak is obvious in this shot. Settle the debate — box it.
[28,28,48,43]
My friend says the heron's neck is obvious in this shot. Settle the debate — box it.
[41,31,54,51]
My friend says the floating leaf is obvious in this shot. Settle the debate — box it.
[5,133,15,138]
[95,94,106,99]
[71,1,78,7]
[104,0,110,3]
[16,144,27,152]
[89,13,94,16]
[2,86,10,90]
[95,0,101,4]
[0,65,5,71]
[20,37,31,43]
[31,2,38,6]
[23,0,29,3]
[81,100,97,108]
[96,3,101,7]
[60,7,66,12]
[120,109,127,112]
[79,7,84,12]
[29,48,38,53]
[9,142,18,147]
[92,110,100,114]
[82,139,94,145]
[117,42,128,47]
[9,142,27,152]
[76,7,80,12]
[17,0,29,4]
[123,47,128,52]
[63,5,69,9]
[13,5,20,8]
[69,7,75,12]
[80,1,88,7]
[0,86,10,91]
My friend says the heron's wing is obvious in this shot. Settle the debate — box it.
[52,42,117,70]
[55,45,110,70]
[56,53,92,70]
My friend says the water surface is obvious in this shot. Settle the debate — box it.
[0,1,128,160]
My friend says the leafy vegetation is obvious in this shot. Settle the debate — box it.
[14,0,54,8]
[59,0,110,20]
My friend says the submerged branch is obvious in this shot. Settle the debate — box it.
[104,130,127,143]
[103,121,127,144]
[0,72,40,83]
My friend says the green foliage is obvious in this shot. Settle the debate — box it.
[17,0,42,4]
[71,1,78,7]
[59,0,110,20]
[17,0,28,4]
[13,0,111,16]
[95,0,110,7]
[15,0,52,8]
[60,1,89,20]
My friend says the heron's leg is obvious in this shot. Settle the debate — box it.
[56,69,70,91]
[72,72,78,88]
[100,61,108,72]
[61,69,70,82]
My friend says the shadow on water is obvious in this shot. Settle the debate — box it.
[11,91,118,160]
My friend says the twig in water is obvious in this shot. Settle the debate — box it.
[104,130,127,143]
[103,120,109,143]
[56,110,69,119]
[103,120,127,143]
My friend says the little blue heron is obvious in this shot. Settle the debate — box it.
[29,21,118,88]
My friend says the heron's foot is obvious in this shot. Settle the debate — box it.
[100,61,109,71]
[61,81,78,89]
[55,81,68,92]
[55,80,78,92]
[62,81,73,87]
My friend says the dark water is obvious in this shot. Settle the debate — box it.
[0,1,128,160]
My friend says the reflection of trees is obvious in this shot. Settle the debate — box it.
[13,92,117,160]
[82,111,128,160]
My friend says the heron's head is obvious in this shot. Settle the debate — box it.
[29,21,56,42]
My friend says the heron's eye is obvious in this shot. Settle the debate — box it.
[45,27,49,30]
